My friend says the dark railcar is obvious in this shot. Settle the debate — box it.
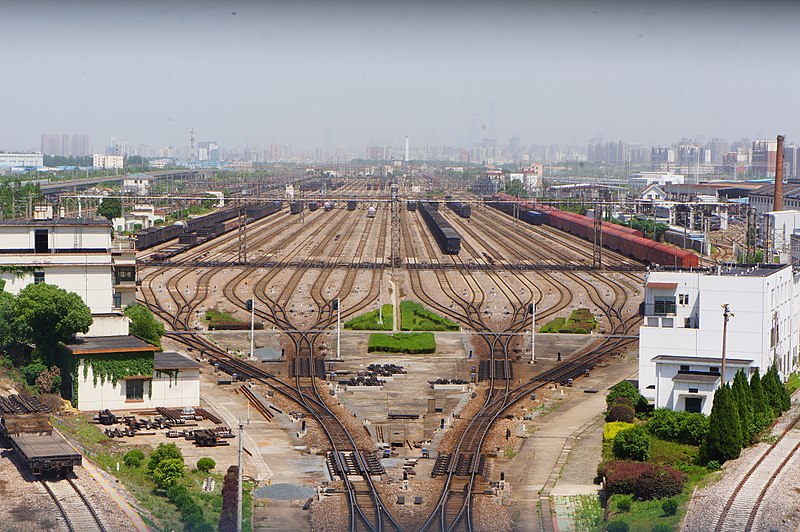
[308,202,319,211]
[347,200,357,211]
[290,202,304,215]
[446,201,471,219]
[407,200,418,212]
[419,202,460,254]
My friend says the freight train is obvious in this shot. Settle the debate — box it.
[137,201,283,257]
[419,201,460,254]
[446,200,471,219]
[487,193,699,268]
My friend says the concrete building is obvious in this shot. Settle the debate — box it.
[92,154,124,170]
[748,183,800,217]
[122,174,153,195]
[0,153,44,168]
[62,338,201,411]
[638,264,800,415]
[0,206,136,334]
[751,139,778,177]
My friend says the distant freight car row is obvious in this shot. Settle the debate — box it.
[137,201,282,254]
[419,202,461,254]
[488,193,699,268]
[446,200,471,219]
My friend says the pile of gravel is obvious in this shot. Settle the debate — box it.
[254,483,316,501]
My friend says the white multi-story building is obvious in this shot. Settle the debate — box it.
[0,206,136,334]
[639,264,799,415]
[92,154,124,169]
[0,152,44,168]
[122,174,153,195]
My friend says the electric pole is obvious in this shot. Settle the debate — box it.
[720,304,734,385]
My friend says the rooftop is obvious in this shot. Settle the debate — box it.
[0,218,111,227]
[64,335,156,355]
[154,352,202,370]
[672,373,721,384]
[653,355,753,365]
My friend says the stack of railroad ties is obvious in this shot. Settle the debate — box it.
[93,406,234,447]
[487,192,699,268]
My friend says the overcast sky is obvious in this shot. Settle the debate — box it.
[2,0,799,151]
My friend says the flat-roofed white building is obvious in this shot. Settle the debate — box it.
[0,153,44,168]
[639,264,800,415]
[92,154,124,169]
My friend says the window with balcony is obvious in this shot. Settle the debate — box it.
[653,296,676,315]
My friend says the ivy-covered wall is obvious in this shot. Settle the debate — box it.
[82,352,155,386]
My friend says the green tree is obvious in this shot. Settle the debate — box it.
[764,365,791,414]
[153,458,186,489]
[97,197,122,221]
[732,370,754,444]
[504,179,529,198]
[14,283,92,359]
[613,425,650,461]
[704,384,742,462]
[0,290,19,347]
[750,369,773,433]
[123,449,145,468]
[125,304,166,347]
[148,442,184,472]
[196,457,216,473]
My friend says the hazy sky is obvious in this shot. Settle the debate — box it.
[2,0,799,151]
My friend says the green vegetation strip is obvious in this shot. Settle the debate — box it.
[344,304,393,330]
[540,308,597,333]
[400,301,458,331]
[368,332,435,354]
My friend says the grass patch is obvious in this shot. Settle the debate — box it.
[55,413,249,531]
[400,301,459,331]
[205,309,240,324]
[344,304,393,330]
[787,372,800,395]
[606,493,688,532]
[540,308,597,334]
[368,332,436,354]
[649,438,699,469]
[572,495,603,532]
[205,308,259,331]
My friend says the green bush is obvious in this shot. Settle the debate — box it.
[167,484,214,532]
[367,332,435,354]
[196,457,216,473]
[606,404,636,423]
[652,524,673,532]
[344,305,393,330]
[706,460,720,471]
[646,409,709,445]
[614,426,650,462]
[399,301,458,331]
[607,521,629,532]
[607,381,649,412]
[148,442,184,472]
[123,449,145,468]
[617,496,632,512]
[152,458,186,489]
[21,361,46,385]
[662,498,678,516]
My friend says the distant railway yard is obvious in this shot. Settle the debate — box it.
[2,176,783,532]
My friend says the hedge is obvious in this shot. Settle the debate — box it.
[604,422,635,442]
[344,305,393,330]
[606,404,636,423]
[399,301,458,331]
[646,409,709,445]
[604,461,686,500]
[367,333,436,354]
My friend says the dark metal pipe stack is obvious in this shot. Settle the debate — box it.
[775,134,785,211]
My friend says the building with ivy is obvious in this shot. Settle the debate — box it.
[62,336,200,410]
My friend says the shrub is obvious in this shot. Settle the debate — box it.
[611,396,634,408]
[616,496,632,512]
[647,409,709,445]
[604,422,635,442]
[219,466,239,532]
[148,442,184,472]
[606,404,636,423]
[197,457,216,473]
[123,449,146,468]
[662,498,678,516]
[367,332,435,354]
[652,525,672,532]
[153,458,186,489]
[21,361,46,386]
[167,483,214,532]
[614,426,650,461]
[607,521,629,532]
[607,381,648,412]
[399,301,458,331]
[706,460,720,471]
[649,438,698,468]
[604,461,686,500]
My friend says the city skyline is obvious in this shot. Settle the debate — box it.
[2,1,800,151]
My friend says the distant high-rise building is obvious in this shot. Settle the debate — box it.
[785,144,800,180]
[751,139,778,177]
[707,138,729,164]
[40,133,91,157]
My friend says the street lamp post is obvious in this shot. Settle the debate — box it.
[721,304,734,385]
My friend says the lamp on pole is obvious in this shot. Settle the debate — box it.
[720,304,734,385]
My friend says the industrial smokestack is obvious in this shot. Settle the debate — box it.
[404,136,410,163]
[775,134,785,211]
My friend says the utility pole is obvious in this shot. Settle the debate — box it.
[720,304,734,386]
[592,203,603,269]
[390,182,400,269]
[237,418,244,532]
[529,303,536,364]
[334,298,341,358]
[238,207,247,264]
[248,298,255,359]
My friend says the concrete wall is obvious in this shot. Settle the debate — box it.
[1,265,114,313]
[0,225,110,251]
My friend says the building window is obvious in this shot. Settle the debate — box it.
[688,387,699,394]
[33,271,45,284]
[678,294,689,305]
[685,397,702,413]
[126,379,145,401]
[709,367,720,375]
[34,229,48,253]
[115,267,135,283]
[680,365,690,372]
[113,292,122,308]
[653,296,676,315]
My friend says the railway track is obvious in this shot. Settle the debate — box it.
[713,410,800,532]
[40,477,106,532]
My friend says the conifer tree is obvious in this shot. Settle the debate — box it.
[731,370,754,445]
[705,384,742,462]
[763,366,784,415]
[750,369,773,434]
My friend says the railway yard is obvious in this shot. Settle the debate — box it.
[3,176,795,532]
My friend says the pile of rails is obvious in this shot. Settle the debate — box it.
[0,394,81,476]
[488,192,699,268]
[419,201,461,255]
[137,201,283,255]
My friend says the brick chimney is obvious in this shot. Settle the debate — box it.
[774,134,785,211]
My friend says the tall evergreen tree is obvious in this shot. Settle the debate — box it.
[762,366,784,415]
[750,369,773,434]
[732,370,754,445]
[705,384,742,462]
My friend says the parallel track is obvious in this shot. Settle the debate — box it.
[40,477,106,532]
